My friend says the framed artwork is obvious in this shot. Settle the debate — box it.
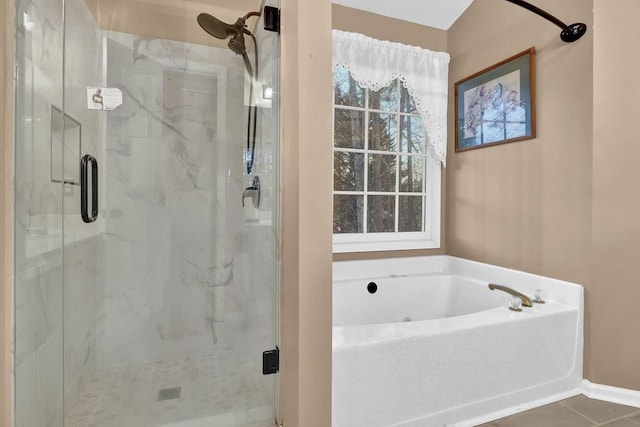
[455,47,536,152]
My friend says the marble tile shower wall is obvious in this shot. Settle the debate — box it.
[99,32,276,369]
[14,0,103,425]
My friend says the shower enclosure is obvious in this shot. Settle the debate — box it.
[13,0,280,425]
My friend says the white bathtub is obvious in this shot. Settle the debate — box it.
[332,256,584,427]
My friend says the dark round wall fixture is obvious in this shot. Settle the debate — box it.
[561,23,588,43]
[504,0,588,43]
[367,282,378,294]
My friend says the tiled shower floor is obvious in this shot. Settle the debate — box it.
[64,351,276,427]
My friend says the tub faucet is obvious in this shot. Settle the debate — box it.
[488,284,533,307]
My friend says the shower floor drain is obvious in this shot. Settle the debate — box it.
[157,386,182,401]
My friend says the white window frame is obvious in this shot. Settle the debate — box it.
[332,77,441,254]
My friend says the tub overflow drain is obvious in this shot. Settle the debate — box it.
[403,317,412,322]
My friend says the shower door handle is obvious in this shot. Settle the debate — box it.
[81,154,98,223]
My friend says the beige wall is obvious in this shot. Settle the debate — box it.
[591,0,640,390]
[447,0,595,378]
[85,0,261,48]
[280,0,333,426]
[0,0,14,422]
[447,0,594,287]
[332,4,447,50]
[332,4,447,262]
[447,0,640,391]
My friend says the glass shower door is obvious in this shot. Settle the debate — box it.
[60,2,280,426]
[13,0,66,425]
[14,0,279,425]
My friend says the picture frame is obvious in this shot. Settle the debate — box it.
[455,47,536,152]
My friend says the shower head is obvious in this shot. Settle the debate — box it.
[196,13,235,39]
[197,11,260,76]
[198,10,262,176]
[228,33,247,55]
[560,23,588,43]
[197,11,260,41]
[503,0,587,43]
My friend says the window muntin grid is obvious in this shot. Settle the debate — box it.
[333,66,429,237]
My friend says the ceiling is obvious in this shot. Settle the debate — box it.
[332,0,474,30]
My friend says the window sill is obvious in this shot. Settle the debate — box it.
[332,232,440,253]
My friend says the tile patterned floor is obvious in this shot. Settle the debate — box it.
[66,371,639,427]
[64,351,276,427]
[480,395,640,427]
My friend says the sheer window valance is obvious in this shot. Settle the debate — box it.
[332,30,450,165]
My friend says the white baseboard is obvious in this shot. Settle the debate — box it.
[582,380,640,408]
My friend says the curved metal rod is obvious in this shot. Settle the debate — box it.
[242,11,261,21]
[503,0,587,43]
[504,0,566,29]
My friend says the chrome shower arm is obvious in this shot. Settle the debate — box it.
[504,0,567,29]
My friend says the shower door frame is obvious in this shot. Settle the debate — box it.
[1,0,15,424]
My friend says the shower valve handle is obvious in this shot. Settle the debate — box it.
[242,176,261,209]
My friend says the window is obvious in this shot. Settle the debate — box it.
[331,30,449,253]
[333,67,441,253]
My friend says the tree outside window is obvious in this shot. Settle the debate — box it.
[333,67,427,239]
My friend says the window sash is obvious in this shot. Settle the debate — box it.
[332,70,441,252]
